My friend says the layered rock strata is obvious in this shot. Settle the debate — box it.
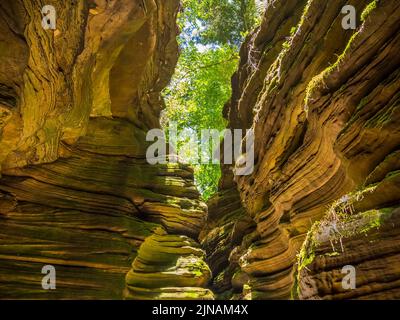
[1,0,400,300]
[0,0,211,299]
[200,187,255,298]
[297,167,400,299]
[125,230,214,299]
[205,0,400,299]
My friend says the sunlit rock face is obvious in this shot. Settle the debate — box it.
[0,0,211,299]
[0,0,179,169]
[204,0,400,299]
[1,0,400,301]
[125,230,214,300]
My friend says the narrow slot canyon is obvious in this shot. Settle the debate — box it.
[0,0,399,300]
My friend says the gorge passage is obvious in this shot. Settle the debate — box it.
[0,0,399,300]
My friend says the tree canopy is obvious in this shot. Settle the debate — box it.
[180,0,260,47]
[162,0,260,200]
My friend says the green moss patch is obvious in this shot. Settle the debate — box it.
[361,1,378,22]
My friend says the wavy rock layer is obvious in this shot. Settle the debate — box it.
[297,172,400,299]
[200,188,255,298]
[2,0,400,300]
[205,0,400,299]
[0,0,211,299]
[125,231,214,299]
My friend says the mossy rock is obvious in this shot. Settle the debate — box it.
[124,286,214,300]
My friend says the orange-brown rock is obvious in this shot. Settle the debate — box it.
[1,0,400,300]
[297,166,400,299]
[200,188,255,298]
[125,231,214,299]
[205,0,400,299]
[0,0,211,299]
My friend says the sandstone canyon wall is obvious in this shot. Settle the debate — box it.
[0,0,212,299]
[203,0,400,299]
[0,0,399,300]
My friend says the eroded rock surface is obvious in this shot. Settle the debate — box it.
[1,0,399,300]
[200,187,255,298]
[125,230,214,299]
[297,172,400,299]
[0,0,211,299]
[203,0,400,299]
